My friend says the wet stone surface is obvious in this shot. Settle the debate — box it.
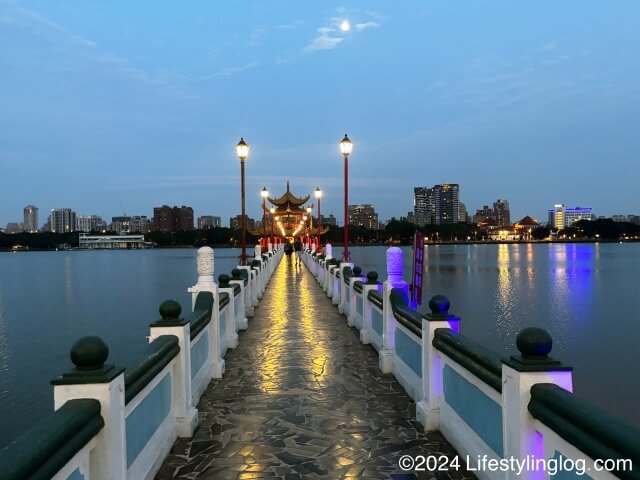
[156,259,475,480]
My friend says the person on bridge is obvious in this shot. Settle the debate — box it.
[284,239,293,263]
[293,237,303,268]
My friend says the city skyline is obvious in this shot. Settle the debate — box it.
[2,1,640,227]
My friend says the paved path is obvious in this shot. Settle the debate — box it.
[156,258,474,480]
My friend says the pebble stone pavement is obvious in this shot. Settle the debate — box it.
[156,256,476,480]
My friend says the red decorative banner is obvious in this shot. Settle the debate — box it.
[411,231,425,306]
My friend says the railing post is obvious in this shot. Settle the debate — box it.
[416,295,460,431]
[337,262,354,314]
[149,301,198,437]
[253,246,264,298]
[218,274,239,349]
[232,268,254,318]
[230,269,249,329]
[361,271,381,344]
[188,246,223,378]
[51,336,127,479]
[502,328,573,480]
[380,247,408,373]
[347,266,364,327]
[238,265,259,307]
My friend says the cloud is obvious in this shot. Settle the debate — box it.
[275,19,305,30]
[355,21,379,31]
[209,61,260,78]
[304,35,344,52]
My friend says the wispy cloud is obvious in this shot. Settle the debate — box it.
[355,21,379,31]
[209,61,260,79]
[275,19,305,30]
[303,10,383,54]
[304,35,344,52]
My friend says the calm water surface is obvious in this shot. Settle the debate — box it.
[0,244,638,447]
[0,248,241,447]
[351,243,640,428]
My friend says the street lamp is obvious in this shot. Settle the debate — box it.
[339,134,353,261]
[269,207,275,245]
[261,187,269,251]
[236,137,250,265]
[306,205,313,247]
[315,187,322,249]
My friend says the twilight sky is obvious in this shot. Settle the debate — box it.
[2,0,639,228]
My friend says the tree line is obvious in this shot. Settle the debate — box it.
[1,219,639,250]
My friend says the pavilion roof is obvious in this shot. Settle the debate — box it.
[268,181,310,208]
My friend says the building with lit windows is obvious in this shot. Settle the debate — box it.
[49,208,76,233]
[548,204,594,229]
[23,205,38,233]
[348,204,379,230]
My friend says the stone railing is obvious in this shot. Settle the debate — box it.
[0,244,283,480]
[303,245,640,480]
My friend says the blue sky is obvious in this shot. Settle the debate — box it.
[2,0,639,228]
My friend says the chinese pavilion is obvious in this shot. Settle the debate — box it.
[250,182,329,247]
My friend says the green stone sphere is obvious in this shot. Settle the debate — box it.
[159,300,182,319]
[429,295,450,314]
[353,266,362,276]
[366,271,379,283]
[231,268,242,278]
[517,327,552,358]
[70,336,108,370]
[218,274,231,285]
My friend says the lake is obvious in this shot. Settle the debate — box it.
[0,243,638,448]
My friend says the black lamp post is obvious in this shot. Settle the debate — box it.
[339,134,353,261]
[236,138,250,265]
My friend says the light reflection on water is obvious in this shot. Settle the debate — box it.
[351,243,640,427]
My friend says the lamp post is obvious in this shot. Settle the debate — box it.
[261,187,269,251]
[339,134,353,261]
[315,187,322,249]
[306,205,312,248]
[236,137,250,265]
[270,207,275,245]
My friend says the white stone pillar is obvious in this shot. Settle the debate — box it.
[337,262,354,314]
[188,246,223,378]
[149,301,199,436]
[233,268,254,316]
[347,266,365,327]
[217,274,239,349]
[238,266,259,307]
[380,247,408,373]
[416,295,460,431]
[229,270,249,328]
[502,328,573,480]
[52,337,126,479]
[360,272,381,344]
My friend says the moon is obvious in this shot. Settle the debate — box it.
[340,20,350,32]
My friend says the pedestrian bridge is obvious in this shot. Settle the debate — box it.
[0,245,638,479]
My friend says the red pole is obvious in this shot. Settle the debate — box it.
[317,197,321,248]
[343,155,350,261]
[262,198,267,250]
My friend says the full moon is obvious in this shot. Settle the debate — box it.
[340,20,350,32]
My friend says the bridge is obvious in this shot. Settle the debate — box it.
[0,244,638,479]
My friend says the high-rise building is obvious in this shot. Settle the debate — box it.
[548,204,594,229]
[348,204,379,230]
[320,214,337,227]
[23,205,39,233]
[494,199,511,226]
[474,205,495,224]
[413,187,435,226]
[198,216,221,229]
[49,208,76,233]
[229,215,256,231]
[5,223,21,234]
[414,184,460,224]
[111,216,131,233]
[153,206,194,232]
[129,216,150,233]
[458,202,468,224]
[76,215,104,232]
[434,184,460,224]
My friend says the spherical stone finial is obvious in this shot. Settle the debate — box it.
[218,274,230,286]
[516,327,553,359]
[429,295,450,314]
[70,336,109,370]
[159,300,182,320]
[353,266,362,276]
[231,268,242,279]
[197,246,215,277]
[386,246,404,283]
[366,271,379,284]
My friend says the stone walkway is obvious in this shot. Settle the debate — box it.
[156,258,474,480]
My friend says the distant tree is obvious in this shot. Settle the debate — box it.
[531,227,550,240]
